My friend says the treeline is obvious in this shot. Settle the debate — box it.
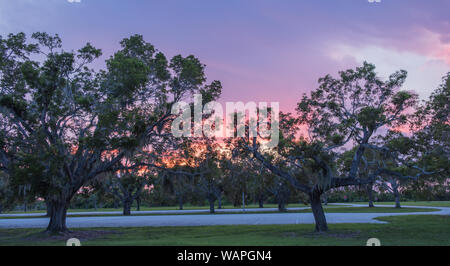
[6,168,448,214]
[0,32,448,233]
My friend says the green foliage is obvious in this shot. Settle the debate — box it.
[0,32,221,229]
[356,106,385,131]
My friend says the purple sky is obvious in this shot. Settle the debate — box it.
[1,0,449,112]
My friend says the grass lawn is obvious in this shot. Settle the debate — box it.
[0,207,438,219]
[346,201,450,207]
[302,206,438,213]
[0,215,448,246]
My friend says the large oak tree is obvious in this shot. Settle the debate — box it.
[244,62,426,231]
[0,32,221,233]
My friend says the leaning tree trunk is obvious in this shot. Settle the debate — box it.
[45,201,52,217]
[123,198,133,216]
[310,190,328,232]
[323,192,328,206]
[46,199,70,234]
[367,183,375,208]
[393,187,401,208]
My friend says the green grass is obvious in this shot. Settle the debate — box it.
[304,207,437,213]
[0,215,448,246]
[350,201,450,207]
[0,207,438,219]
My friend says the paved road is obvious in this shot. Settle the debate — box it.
[0,204,448,229]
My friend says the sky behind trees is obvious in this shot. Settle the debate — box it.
[1,0,449,112]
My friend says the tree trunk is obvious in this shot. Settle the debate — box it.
[23,201,27,212]
[258,198,264,208]
[276,190,287,212]
[393,188,401,208]
[0,203,3,214]
[178,195,184,210]
[208,198,215,214]
[323,192,328,206]
[278,202,286,212]
[45,201,52,217]
[310,190,328,232]
[93,196,98,211]
[233,196,240,207]
[367,183,375,208]
[217,195,222,209]
[136,196,141,211]
[123,198,132,215]
[46,200,70,233]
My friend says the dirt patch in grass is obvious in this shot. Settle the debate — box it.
[282,230,361,239]
[304,230,361,239]
[24,230,120,242]
[0,231,11,238]
[282,232,299,238]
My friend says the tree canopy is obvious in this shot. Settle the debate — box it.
[0,32,221,232]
